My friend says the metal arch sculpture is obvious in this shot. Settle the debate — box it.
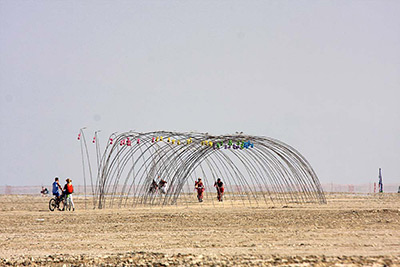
[78,130,326,209]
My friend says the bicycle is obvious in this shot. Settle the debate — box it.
[49,195,65,211]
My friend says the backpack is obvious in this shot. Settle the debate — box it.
[66,184,74,194]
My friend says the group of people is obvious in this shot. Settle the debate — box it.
[52,177,75,211]
[148,176,225,203]
[149,176,168,194]
[195,178,224,202]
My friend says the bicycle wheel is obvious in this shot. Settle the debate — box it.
[49,198,57,211]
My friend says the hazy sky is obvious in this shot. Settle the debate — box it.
[1,1,399,187]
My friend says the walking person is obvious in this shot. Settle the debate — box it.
[149,179,158,194]
[195,178,205,202]
[158,178,167,194]
[214,178,224,202]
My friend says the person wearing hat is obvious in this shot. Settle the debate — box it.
[195,178,205,202]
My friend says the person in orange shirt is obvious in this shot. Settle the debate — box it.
[62,178,75,211]
[195,178,205,202]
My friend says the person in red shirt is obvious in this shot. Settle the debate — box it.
[195,178,205,202]
[214,178,224,202]
[62,178,75,211]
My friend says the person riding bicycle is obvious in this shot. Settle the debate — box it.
[62,178,75,211]
[52,177,62,200]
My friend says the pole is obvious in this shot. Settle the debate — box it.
[79,127,87,210]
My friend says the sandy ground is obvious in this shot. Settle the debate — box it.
[0,193,399,266]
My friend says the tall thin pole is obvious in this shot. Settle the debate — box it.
[95,130,101,172]
[79,127,87,210]
[81,130,94,207]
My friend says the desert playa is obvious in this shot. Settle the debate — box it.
[0,193,399,266]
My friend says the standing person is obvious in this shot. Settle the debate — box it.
[52,177,62,200]
[214,178,224,202]
[158,178,167,194]
[195,178,205,202]
[149,179,158,194]
[63,178,75,211]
